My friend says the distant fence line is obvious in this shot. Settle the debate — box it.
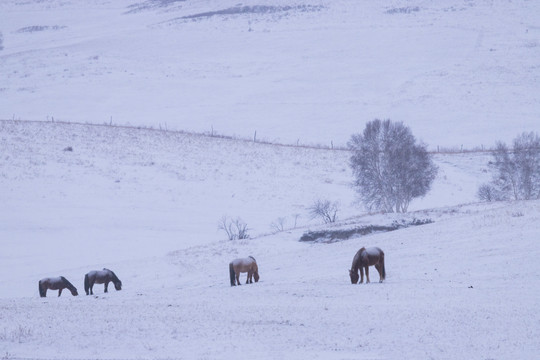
[1,118,499,155]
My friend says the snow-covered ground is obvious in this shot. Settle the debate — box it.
[1,0,540,359]
[1,120,539,359]
[1,0,539,149]
[2,198,540,359]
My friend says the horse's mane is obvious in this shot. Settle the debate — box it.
[248,256,257,263]
[351,247,366,270]
[60,276,76,290]
[103,268,121,284]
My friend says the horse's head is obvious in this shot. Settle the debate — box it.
[349,269,359,284]
[107,269,122,291]
[114,280,122,291]
[254,272,260,283]
[61,277,78,296]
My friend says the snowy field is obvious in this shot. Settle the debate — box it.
[1,0,540,359]
[1,0,539,149]
[1,120,539,360]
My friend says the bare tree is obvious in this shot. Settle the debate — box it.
[235,218,250,239]
[218,216,250,240]
[270,217,287,233]
[309,199,340,223]
[348,119,437,213]
[486,131,540,201]
[477,183,504,202]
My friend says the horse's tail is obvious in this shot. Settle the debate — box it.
[381,251,386,280]
[38,280,45,297]
[84,273,90,295]
[229,263,236,286]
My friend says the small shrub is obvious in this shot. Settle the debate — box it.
[477,183,505,202]
[270,217,286,233]
[308,199,340,224]
[218,216,250,240]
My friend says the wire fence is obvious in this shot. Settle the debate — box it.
[0,117,525,155]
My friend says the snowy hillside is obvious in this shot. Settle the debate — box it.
[0,119,492,292]
[1,120,539,359]
[1,0,540,359]
[2,199,540,359]
[1,0,539,148]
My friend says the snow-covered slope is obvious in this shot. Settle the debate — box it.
[1,0,539,358]
[0,119,490,293]
[1,120,539,359]
[1,0,539,148]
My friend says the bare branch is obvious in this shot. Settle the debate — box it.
[309,199,340,224]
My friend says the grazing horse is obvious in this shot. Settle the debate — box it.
[38,276,78,297]
[229,256,259,286]
[84,268,122,295]
[349,247,386,284]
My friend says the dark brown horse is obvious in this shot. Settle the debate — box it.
[229,256,259,286]
[84,268,122,295]
[38,276,78,297]
[349,247,386,284]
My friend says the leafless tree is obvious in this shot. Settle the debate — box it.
[486,132,540,201]
[348,119,437,213]
[477,183,504,202]
[309,199,340,223]
[270,217,287,233]
[218,216,250,240]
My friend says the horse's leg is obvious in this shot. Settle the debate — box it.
[247,270,252,284]
[359,267,364,284]
[236,273,241,286]
[104,281,109,293]
[89,280,94,295]
[375,264,383,283]
[58,288,63,297]
[365,266,370,284]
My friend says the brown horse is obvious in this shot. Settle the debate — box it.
[349,247,386,284]
[38,276,78,297]
[84,268,122,295]
[229,256,259,286]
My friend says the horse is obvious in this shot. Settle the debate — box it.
[349,247,386,284]
[229,256,259,286]
[38,276,78,297]
[84,268,122,295]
